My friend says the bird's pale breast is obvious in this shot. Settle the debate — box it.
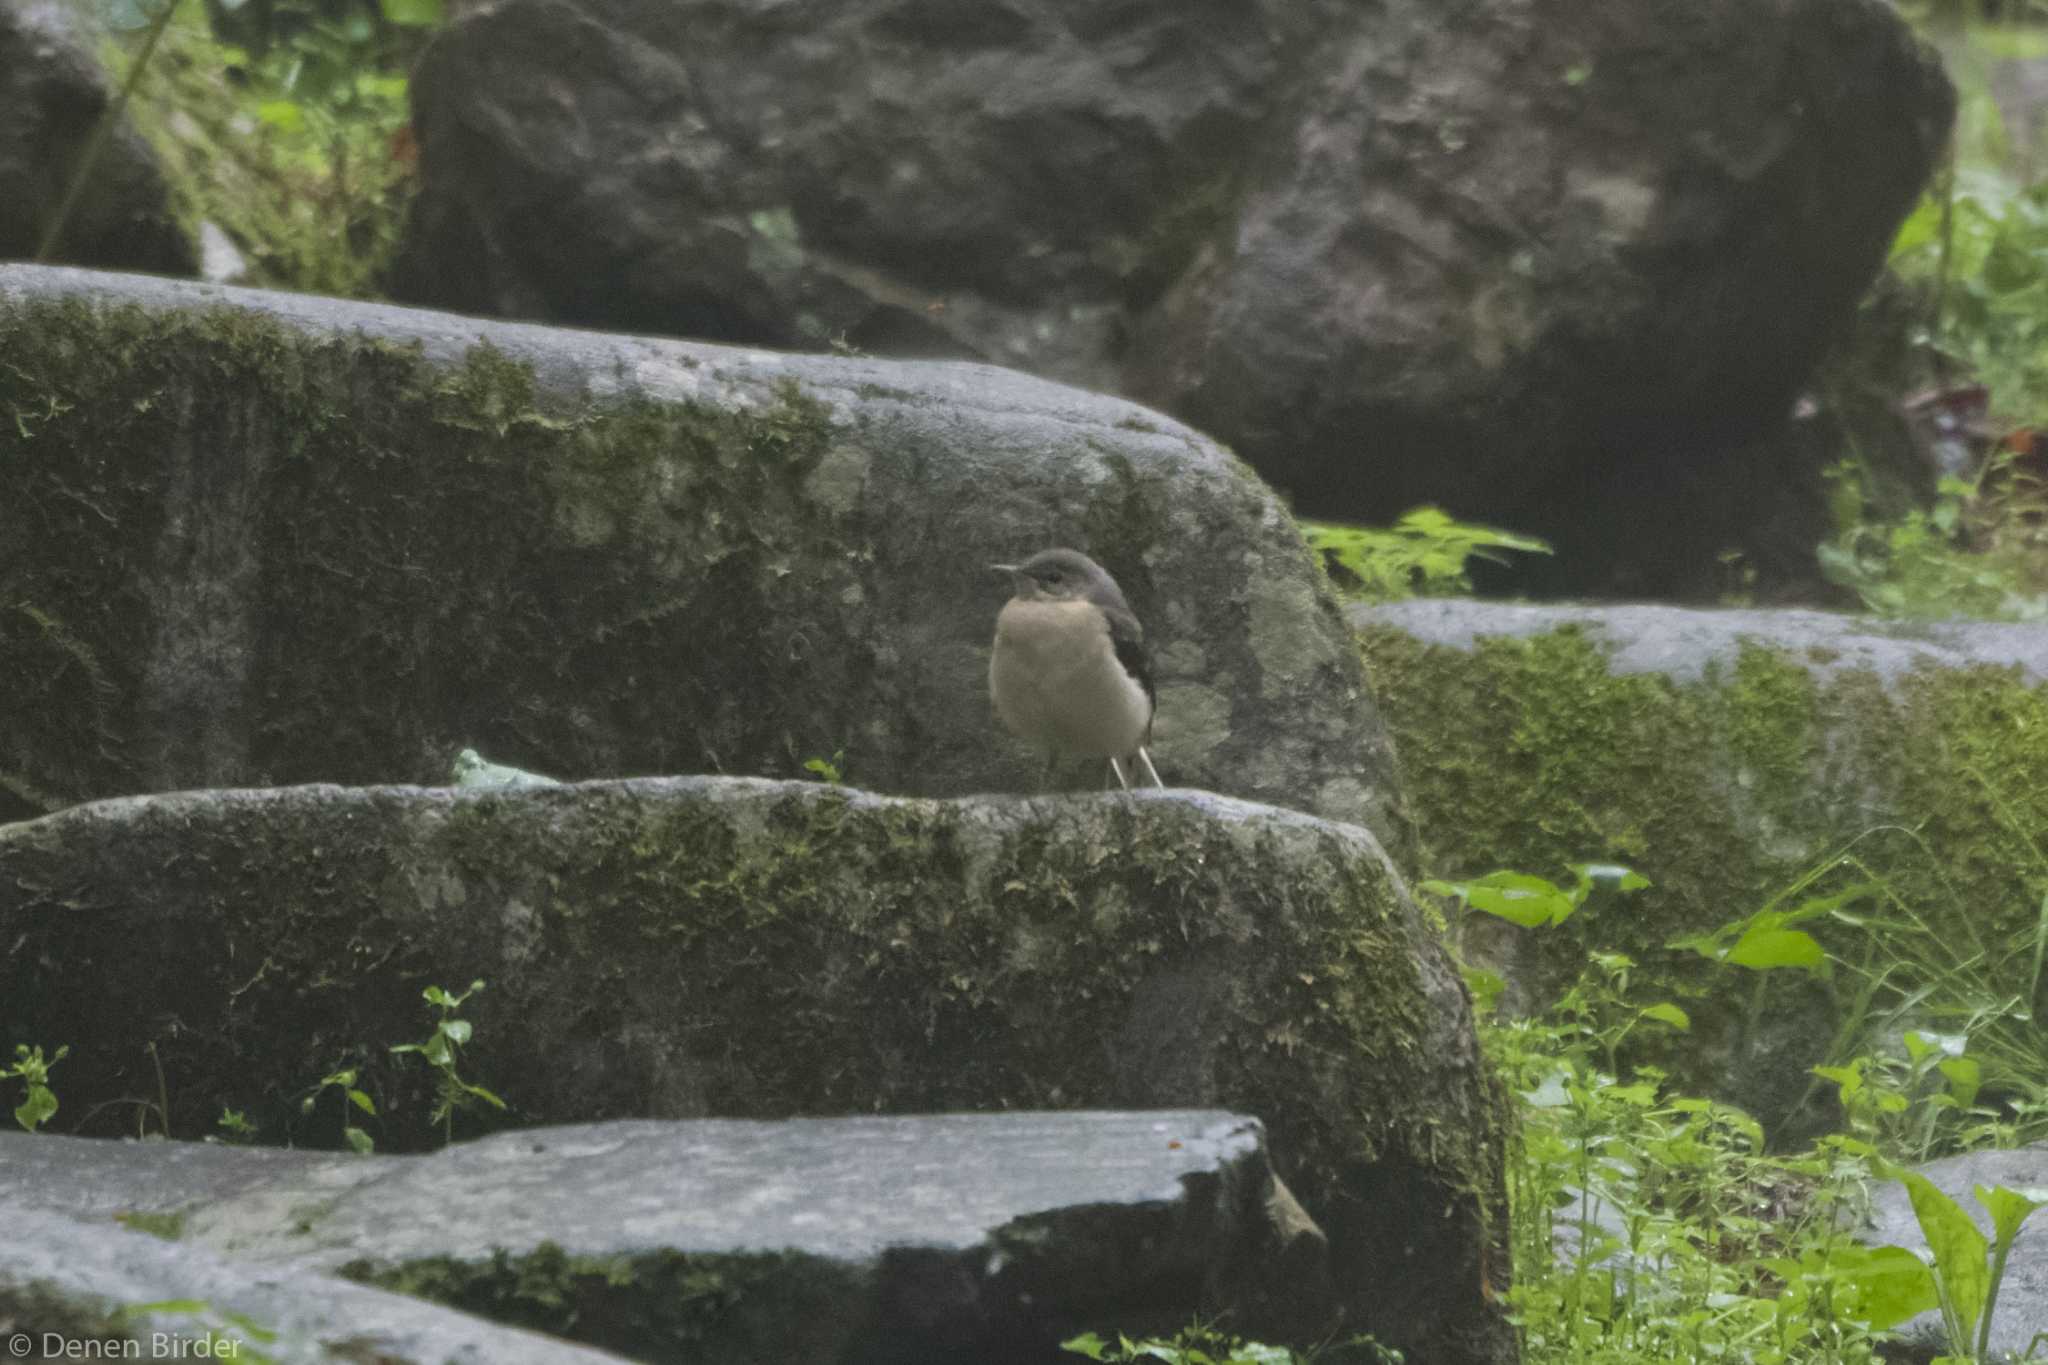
[990,598,1152,758]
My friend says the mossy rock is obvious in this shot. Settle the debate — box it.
[1357,598,2048,1140]
[0,778,1508,1365]
[0,263,1406,855]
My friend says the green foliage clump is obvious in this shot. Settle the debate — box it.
[1445,856,2048,1364]
[1062,1324,1403,1365]
[1822,24,2048,621]
[1819,459,2048,620]
[110,0,437,296]
[1304,507,1550,602]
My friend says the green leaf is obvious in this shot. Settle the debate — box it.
[1459,872,1576,927]
[1061,1334,1109,1361]
[1573,862,1650,893]
[1977,1183,2048,1248]
[1726,926,1825,971]
[1824,1243,1939,1329]
[380,0,443,24]
[1937,1057,1981,1108]
[14,1085,57,1131]
[256,100,307,135]
[344,1126,375,1155]
[1639,1002,1691,1030]
[1902,1171,1989,1343]
[442,1020,473,1046]
[347,1089,376,1116]
[463,1082,508,1110]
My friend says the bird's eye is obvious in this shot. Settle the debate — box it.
[1044,569,1063,583]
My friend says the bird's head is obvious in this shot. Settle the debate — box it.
[992,548,1119,605]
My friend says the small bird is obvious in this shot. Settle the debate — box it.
[989,548,1164,791]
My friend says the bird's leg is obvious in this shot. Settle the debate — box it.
[1107,756,1131,790]
[1136,747,1164,789]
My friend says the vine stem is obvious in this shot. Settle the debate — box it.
[36,0,182,263]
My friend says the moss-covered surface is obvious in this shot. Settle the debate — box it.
[1361,621,2048,1132]
[0,268,1412,850]
[0,293,861,823]
[346,1243,866,1364]
[0,780,1509,1363]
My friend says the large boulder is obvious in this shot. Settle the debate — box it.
[0,264,1404,852]
[389,0,1950,595]
[0,3,197,274]
[2,1111,1326,1362]
[0,778,1511,1364]
[1354,599,2048,1141]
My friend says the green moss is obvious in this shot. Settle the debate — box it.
[0,293,852,822]
[114,1209,188,1241]
[345,1242,859,1361]
[1362,622,2048,1118]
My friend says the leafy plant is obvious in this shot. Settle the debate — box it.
[300,1065,377,1154]
[213,1106,259,1143]
[1868,1170,2048,1363]
[1818,462,2048,620]
[1062,1323,1402,1365]
[1304,507,1550,601]
[390,978,506,1146]
[803,750,846,784]
[1063,1327,1296,1364]
[2,1043,69,1132]
[118,0,439,295]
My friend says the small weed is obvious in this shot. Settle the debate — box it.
[802,750,846,784]
[2,1042,69,1132]
[300,1066,377,1155]
[390,979,507,1146]
[212,1106,259,1144]
[1304,507,1550,601]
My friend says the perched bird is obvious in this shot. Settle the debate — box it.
[989,548,1164,790]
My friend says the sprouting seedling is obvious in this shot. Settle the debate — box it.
[2,1043,69,1132]
[390,979,506,1146]
[301,1067,376,1155]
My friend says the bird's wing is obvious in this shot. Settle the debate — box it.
[1102,604,1156,710]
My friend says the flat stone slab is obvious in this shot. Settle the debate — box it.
[0,1112,1310,1363]
[0,1203,634,1365]
[1353,598,2048,687]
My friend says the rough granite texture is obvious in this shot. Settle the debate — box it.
[1354,598,2048,1142]
[0,1112,1325,1363]
[0,263,1406,857]
[0,778,1510,1365]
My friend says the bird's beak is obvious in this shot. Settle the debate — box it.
[989,563,1019,575]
